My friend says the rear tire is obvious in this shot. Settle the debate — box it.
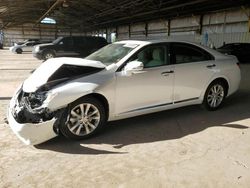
[60,97,107,140]
[202,81,226,111]
[16,48,22,54]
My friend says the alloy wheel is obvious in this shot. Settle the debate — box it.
[45,53,54,59]
[207,84,225,108]
[67,103,101,136]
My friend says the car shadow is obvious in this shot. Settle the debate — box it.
[35,88,250,155]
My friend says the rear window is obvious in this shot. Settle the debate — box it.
[171,43,214,64]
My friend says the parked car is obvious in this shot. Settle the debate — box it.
[217,43,250,63]
[15,39,40,46]
[33,36,108,60]
[10,41,41,54]
[7,40,241,145]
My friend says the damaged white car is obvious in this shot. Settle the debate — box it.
[7,40,241,145]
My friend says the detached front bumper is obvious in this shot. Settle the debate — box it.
[7,96,58,145]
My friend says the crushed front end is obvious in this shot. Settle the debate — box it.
[7,86,65,145]
[7,58,106,145]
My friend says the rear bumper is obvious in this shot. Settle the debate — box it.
[7,97,58,145]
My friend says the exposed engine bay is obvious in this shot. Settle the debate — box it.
[7,57,108,145]
[13,89,57,124]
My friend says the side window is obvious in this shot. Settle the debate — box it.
[172,43,213,64]
[26,42,33,46]
[129,45,167,68]
[62,37,74,47]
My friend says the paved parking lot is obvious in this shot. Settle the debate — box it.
[0,49,250,188]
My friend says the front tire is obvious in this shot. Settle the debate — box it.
[16,48,22,54]
[203,81,226,111]
[43,50,55,60]
[60,97,107,140]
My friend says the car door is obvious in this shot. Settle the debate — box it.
[170,42,216,102]
[72,37,86,56]
[77,37,90,57]
[115,44,175,115]
[22,42,34,52]
[57,37,76,56]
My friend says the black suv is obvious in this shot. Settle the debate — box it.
[33,36,108,60]
[217,43,250,63]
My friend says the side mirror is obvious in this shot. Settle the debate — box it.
[123,60,144,76]
[59,41,64,45]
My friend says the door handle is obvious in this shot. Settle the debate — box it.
[206,64,216,68]
[161,70,174,76]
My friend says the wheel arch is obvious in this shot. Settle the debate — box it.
[73,93,110,120]
[16,48,23,53]
[42,49,56,59]
[59,92,109,139]
[206,77,230,97]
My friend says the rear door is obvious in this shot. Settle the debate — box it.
[170,42,216,102]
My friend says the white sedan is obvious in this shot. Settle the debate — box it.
[7,40,241,145]
[9,41,41,54]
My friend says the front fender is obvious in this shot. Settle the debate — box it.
[46,82,99,111]
[44,68,116,116]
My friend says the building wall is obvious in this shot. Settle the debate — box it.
[2,23,85,46]
[115,8,250,48]
[2,7,250,48]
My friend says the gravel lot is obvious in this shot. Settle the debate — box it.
[0,49,250,188]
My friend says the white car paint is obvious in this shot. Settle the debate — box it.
[23,57,106,92]
[7,40,241,145]
[7,86,57,145]
[115,64,175,114]
[10,41,40,53]
[8,107,57,145]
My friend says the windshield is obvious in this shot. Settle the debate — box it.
[85,43,138,65]
[53,37,63,44]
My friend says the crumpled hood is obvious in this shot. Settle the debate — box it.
[22,57,106,93]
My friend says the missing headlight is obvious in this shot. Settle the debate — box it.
[27,92,48,109]
[12,89,53,123]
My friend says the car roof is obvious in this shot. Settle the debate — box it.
[115,39,204,45]
[115,39,226,59]
[63,36,105,39]
[114,39,210,49]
